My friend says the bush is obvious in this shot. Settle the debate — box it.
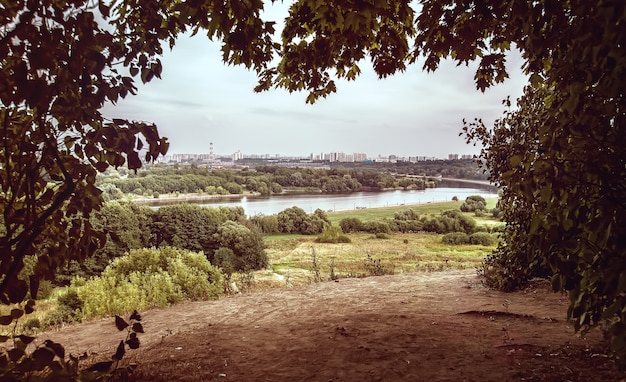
[442,232,470,245]
[316,225,351,243]
[362,221,391,234]
[339,217,363,233]
[394,209,419,221]
[460,195,487,212]
[364,254,393,276]
[70,247,223,319]
[44,289,84,326]
[250,214,279,234]
[392,219,423,233]
[374,232,390,239]
[469,232,496,246]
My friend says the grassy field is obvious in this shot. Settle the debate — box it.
[255,198,501,287]
[3,198,501,334]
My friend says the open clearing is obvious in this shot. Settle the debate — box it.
[41,270,621,381]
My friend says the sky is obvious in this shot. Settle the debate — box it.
[102,4,529,159]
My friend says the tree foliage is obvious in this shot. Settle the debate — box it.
[458,0,625,366]
[2,0,624,370]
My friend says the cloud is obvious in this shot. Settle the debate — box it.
[103,17,528,159]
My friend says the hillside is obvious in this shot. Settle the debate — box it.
[40,270,620,381]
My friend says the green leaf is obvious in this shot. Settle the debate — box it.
[8,348,25,362]
[32,348,55,371]
[16,335,35,345]
[0,315,13,326]
[509,155,522,167]
[25,299,36,315]
[7,279,28,304]
[115,315,129,331]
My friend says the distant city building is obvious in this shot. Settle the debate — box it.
[232,150,244,161]
[353,152,368,162]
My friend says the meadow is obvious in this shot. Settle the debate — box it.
[2,198,501,333]
[254,198,501,288]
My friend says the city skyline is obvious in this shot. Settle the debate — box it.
[102,3,528,159]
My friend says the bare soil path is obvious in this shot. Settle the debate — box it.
[42,270,621,381]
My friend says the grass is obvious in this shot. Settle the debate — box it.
[325,197,499,224]
[5,198,500,333]
[264,232,495,285]
[262,199,501,286]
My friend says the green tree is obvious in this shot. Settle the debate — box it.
[455,1,625,364]
[151,204,222,253]
[3,0,624,370]
[213,222,267,271]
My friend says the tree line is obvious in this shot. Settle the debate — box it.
[97,165,439,199]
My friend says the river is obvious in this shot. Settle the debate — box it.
[146,180,498,217]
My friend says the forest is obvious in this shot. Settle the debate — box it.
[95,161,472,199]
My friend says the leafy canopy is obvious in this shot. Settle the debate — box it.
[1,0,624,367]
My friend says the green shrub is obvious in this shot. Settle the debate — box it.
[391,219,423,233]
[70,247,223,319]
[44,289,84,326]
[394,209,419,221]
[364,254,393,276]
[339,217,363,233]
[316,225,351,243]
[375,232,390,239]
[362,221,391,234]
[469,232,496,246]
[442,232,470,245]
[460,195,487,212]
[21,317,41,333]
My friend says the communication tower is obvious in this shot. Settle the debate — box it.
[209,142,215,161]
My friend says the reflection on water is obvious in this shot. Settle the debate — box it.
[150,185,498,217]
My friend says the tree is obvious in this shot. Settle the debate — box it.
[1,0,277,304]
[452,1,625,366]
[213,221,267,271]
[2,0,624,369]
[151,204,222,254]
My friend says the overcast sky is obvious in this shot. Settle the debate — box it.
[103,4,528,159]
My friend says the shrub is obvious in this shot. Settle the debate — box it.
[394,209,419,221]
[250,214,279,234]
[469,232,496,246]
[44,289,84,326]
[362,221,391,234]
[339,217,363,233]
[460,195,487,212]
[71,247,223,319]
[442,232,470,245]
[392,219,423,233]
[316,225,351,243]
[364,254,393,276]
[21,317,41,333]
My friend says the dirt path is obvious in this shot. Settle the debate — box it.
[42,270,621,381]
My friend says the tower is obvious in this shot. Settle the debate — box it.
[209,142,215,161]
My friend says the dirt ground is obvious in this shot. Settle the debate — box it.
[42,270,622,381]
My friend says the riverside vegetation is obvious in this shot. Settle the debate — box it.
[1,196,500,337]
